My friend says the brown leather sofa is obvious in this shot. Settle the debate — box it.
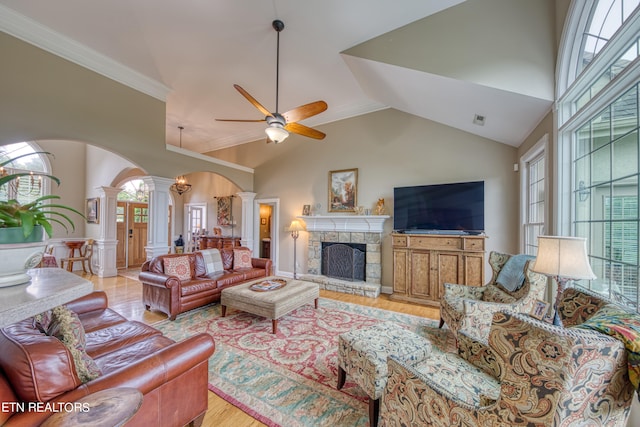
[0,291,215,427]
[139,248,273,320]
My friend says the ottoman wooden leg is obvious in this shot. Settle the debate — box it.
[314,298,318,309]
[369,398,380,427]
[337,366,346,390]
[272,319,278,334]
[221,305,227,317]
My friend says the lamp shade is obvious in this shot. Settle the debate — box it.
[532,236,596,280]
[288,219,306,232]
[265,126,289,143]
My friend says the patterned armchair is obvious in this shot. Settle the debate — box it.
[381,304,635,427]
[439,251,547,342]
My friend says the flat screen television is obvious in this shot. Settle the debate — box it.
[393,181,484,234]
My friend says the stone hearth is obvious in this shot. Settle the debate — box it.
[299,215,389,298]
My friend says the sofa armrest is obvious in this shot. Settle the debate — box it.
[382,356,499,426]
[61,333,214,400]
[4,334,215,426]
[65,291,109,314]
[251,257,273,275]
[443,282,485,300]
[138,271,181,289]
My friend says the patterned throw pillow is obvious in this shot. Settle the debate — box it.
[164,255,192,281]
[233,248,253,270]
[33,309,53,332]
[47,305,102,383]
[576,303,640,398]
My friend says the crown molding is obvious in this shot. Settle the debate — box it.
[0,4,170,101]
[165,144,254,174]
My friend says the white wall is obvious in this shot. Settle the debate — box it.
[37,140,87,240]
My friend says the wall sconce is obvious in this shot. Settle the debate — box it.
[578,180,590,202]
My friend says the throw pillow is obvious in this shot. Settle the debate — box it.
[495,254,534,292]
[200,249,224,274]
[47,306,102,383]
[233,248,253,270]
[575,303,640,399]
[164,255,192,281]
[33,309,53,332]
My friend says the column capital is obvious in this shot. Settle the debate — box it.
[236,192,257,202]
[96,186,121,198]
[143,176,174,193]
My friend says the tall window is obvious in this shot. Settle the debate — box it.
[0,142,48,205]
[558,0,640,310]
[521,140,547,256]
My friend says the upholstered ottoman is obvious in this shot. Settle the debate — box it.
[220,277,319,334]
[337,321,432,427]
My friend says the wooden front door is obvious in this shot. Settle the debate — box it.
[127,202,148,268]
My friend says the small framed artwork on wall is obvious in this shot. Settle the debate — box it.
[86,198,99,224]
[328,168,358,212]
[302,205,311,216]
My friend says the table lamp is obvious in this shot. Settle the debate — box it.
[288,219,306,279]
[531,236,596,325]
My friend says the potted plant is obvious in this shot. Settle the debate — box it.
[0,151,84,287]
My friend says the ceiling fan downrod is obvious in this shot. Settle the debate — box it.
[273,19,284,114]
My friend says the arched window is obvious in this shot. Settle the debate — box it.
[117,179,149,202]
[0,142,50,205]
[557,0,640,310]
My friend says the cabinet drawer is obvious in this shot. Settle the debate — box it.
[392,235,408,247]
[409,236,461,250]
[464,238,485,251]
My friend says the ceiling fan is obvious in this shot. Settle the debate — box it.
[216,20,327,143]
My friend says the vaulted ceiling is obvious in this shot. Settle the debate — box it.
[0,0,557,152]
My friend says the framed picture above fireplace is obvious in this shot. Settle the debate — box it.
[329,168,358,212]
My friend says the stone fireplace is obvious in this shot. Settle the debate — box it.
[300,215,389,298]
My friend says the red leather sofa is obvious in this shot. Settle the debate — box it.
[0,291,215,427]
[139,248,272,320]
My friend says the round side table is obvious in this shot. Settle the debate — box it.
[41,387,143,427]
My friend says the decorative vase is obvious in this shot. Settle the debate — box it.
[0,226,46,287]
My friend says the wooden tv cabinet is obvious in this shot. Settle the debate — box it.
[391,233,486,307]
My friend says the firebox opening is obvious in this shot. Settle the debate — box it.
[321,242,366,282]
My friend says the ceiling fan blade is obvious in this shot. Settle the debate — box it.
[282,100,328,123]
[215,119,266,122]
[233,84,272,117]
[285,122,326,140]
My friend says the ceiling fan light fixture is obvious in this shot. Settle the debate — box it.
[215,19,327,142]
[265,125,289,144]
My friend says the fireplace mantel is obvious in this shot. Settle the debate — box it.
[298,215,390,233]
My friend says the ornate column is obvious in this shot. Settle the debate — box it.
[143,176,174,260]
[94,186,120,277]
[236,192,256,249]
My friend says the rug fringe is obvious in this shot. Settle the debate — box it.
[208,383,281,427]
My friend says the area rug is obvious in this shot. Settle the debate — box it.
[154,298,453,427]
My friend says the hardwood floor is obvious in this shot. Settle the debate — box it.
[83,270,440,427]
